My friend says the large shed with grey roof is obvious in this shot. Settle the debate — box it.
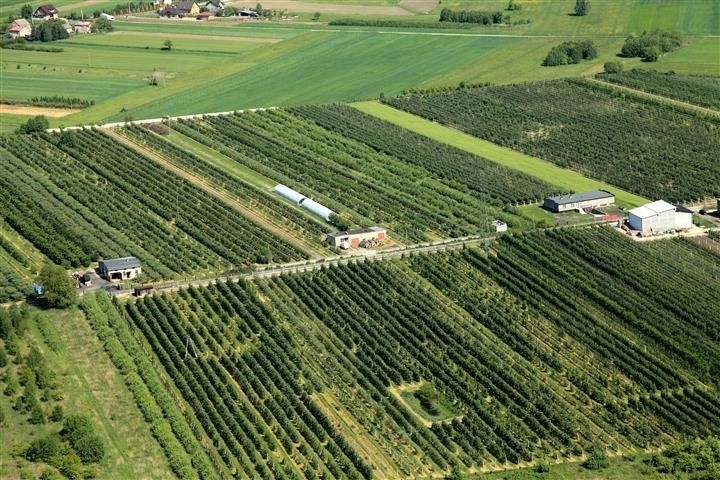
[543,190,614,213]
[99,257,142,282]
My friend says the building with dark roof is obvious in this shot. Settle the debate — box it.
[33,4,59,19]
[99,257,142,282]
[543,190,614,213]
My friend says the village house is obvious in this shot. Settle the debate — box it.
[72,20,93,34]
[203,0,224,13]
[33,4,59,19]
[7,19,32,38]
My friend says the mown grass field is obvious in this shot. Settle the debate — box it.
[351,101,649,208]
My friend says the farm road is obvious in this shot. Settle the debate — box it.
[100,233,495,298]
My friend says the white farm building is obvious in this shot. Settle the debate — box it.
[627,200,692,235]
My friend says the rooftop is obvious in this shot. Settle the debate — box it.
[629,200,676,219]
[328,227,385,238]
[546,190,613,205]
[100,256,142,271]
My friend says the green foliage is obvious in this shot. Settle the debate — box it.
[506,1,521,12]
[37,264,77,309]
[162,39,172,51]
[621,30,682,62]
[26,434,65,462]
[439,8,504,25]
[582,448,609,470]
[603,61,623,74]
[30,19,70,42]
[0,343,7,367]
[384,79,720,202]
[16,115,49,134]
[598,69,720,110]
[20,4,32,19]
[414,383,440,416]
[91,18,113,34]
[543,40,597,66]
[49,404,64,422]
[574,0,590,16]
[445,465,466,480]
[61,414,106,463]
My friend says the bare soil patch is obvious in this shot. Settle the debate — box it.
[232,0,411,15]
[111,30,282,43]
[399,0,438,13]
[0,104,81,117]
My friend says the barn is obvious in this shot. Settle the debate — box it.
[543,190,614,213]
[628,200,692,235]
[327,227,386,249]
[99,257,142,282]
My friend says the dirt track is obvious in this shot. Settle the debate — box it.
[0,104,80,117]
[399,0,438,13]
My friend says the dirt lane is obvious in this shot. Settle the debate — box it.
[0,104,81,117]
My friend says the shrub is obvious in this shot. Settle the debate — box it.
[603,61,623,74]
[543,40,597,66]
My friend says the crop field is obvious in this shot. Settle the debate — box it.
[384,79,720,203]
[85,227,720,479]
[596,70,720,110]
[0,130,308,276]
[167,109,556,240]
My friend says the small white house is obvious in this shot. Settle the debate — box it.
[100,12,115,20]
[628,200,691,235]
[491,220,507,233]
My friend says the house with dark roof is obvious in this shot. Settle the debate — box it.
[203,0,224,13]
[543,190,614,213]
[33,4,59,19]
[99,257,142,282]
[177,0,199,15]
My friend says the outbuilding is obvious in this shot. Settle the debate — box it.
[543,190,614,213]
[99,256,142,282]
[7,19,32,38]
[628,200,691,235]
[491,220,507,233]
[33,4,59,19]
[327,227,386,249]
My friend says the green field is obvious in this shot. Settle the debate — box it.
[351,101,649,208]
[99,31,517,122]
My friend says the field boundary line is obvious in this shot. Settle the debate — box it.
[350,101,649,208]
[587,77,720,118]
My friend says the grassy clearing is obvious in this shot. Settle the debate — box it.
[165,129,276,189]
[0,114,31,136]
[0,307,173,479]
[351,101,649,208]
